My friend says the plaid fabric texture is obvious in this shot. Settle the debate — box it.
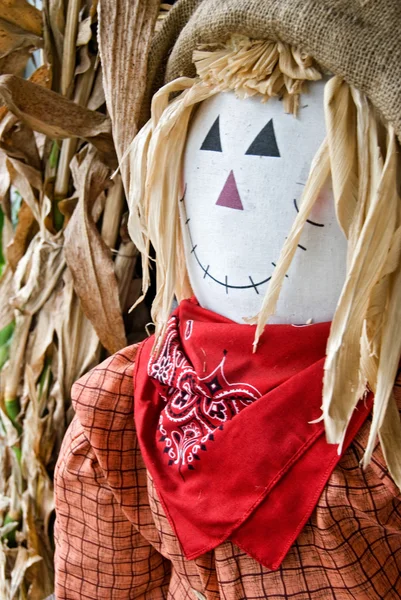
[54,344,401,599]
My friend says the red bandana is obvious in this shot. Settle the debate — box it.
[134,299,372,570]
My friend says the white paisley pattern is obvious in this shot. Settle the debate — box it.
[148,316,262,473]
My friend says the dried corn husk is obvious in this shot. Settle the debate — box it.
[0,0,158,596]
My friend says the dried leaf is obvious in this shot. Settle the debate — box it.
[56,196,78,223]
[0,151,11,203]
[6,158,41,223]
[0,63,51,152]
[0,18,42,60]
[74,44,91,75]
[0,266,14,330]
[0,47,31,77]
[69,146,101,199]
[21,495,54,599]
[22,370,55,513]
[0,544,10,599]
[54,59,97,199]
[87,65,105,111]
[64,148,126,353]
[33,130,46,160]
[2,211,14,258]
[29,63,52,89]
[85,0,99,20]
[98,0,159,187]
[0,0,42,37]
[114,239,138,312]
[23,296,55,383]
[0,75,116,164]
[1,311,32,404]
[76,16,92,47]
[43,0,65,68]
[0,495,10,513]
[12,231,66,316]
[6,201,38,271]
[91,190,106,222]
[1,122,41,170]
[0,105,17,138]
[53,269,100,432]
[9,542,42,599]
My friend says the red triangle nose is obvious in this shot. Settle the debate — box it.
[215,170,244,210]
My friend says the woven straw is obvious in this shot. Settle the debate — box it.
[147,0,401,140]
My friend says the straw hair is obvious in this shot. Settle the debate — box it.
[127,37,401,490]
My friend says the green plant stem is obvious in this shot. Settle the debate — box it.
[5,397,22,436]
[0,321,15,369]
[0,206,4,274]
[1,513,19,546]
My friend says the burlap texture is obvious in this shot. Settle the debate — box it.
[147,0,401,140]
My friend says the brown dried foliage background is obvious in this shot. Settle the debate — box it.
[0,0,162,596]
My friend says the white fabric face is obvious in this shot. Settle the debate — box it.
[180,83,347,324]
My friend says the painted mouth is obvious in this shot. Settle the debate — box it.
[180,184,324,295]
[184,216,280,295]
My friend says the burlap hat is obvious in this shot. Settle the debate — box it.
[147,0,401,141]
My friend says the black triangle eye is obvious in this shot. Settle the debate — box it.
[200,116,222,152]
[245,119,280,157]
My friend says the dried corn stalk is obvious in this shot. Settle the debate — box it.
[0,0,160,596]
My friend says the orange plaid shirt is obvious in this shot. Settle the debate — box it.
[54,344,401,599]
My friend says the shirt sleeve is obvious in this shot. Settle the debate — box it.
[54,347,171,599]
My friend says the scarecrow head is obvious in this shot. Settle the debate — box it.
[180,51,346,326]
[127,1,401,489]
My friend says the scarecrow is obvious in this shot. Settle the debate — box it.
[54,1,401,598]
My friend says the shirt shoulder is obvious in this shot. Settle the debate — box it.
[71,343,145,457]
